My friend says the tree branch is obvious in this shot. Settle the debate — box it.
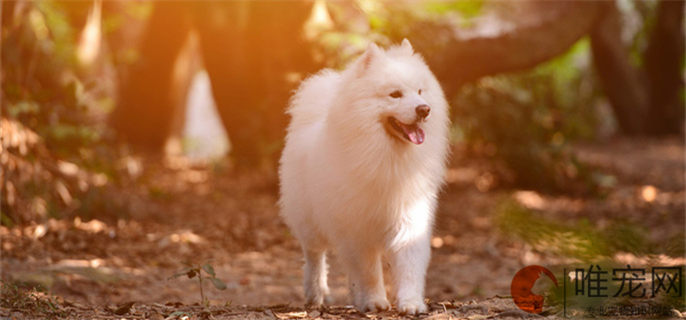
[412,1,604,93]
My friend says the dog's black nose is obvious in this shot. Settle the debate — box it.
[415,104,431,120]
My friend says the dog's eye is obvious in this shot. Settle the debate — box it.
[418,89,422,95]
[389,90,403,98]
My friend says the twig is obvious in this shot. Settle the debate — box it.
[198,268,205,306]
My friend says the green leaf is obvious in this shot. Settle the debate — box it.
[209,277,227,290]
[202,264,215,277]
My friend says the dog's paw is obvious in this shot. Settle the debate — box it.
[397,299,428,315]
[305,291,331,308]
[305,284,330,308]
[305,298,324,308]
[357,296,391,313]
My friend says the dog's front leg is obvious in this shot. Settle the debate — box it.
[339,244,390,312]
[303,247,330,307]
[389,231,430,315]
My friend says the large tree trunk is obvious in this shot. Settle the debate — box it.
[589,1,649,135]
[643,0,685,135]
[590,0,685,135]
[109,2,315,165]
[109,2,192,148]
[195,1,315,166]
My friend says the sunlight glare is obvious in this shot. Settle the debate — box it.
[77,0,102,66]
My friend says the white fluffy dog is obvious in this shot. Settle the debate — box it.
[279,39,450,314]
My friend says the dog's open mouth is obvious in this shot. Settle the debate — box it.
[386,117,425,145]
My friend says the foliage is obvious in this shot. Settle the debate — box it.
[1,2,126,226]
[366,0,484,38]
[1,2,103,157]
[618,0,659,68]
[495,198,683,260]
[423,0,484,18]
[169,262,227,306]
[313,1,483,69]
[453,39,604,193]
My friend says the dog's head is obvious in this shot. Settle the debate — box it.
[334,39,447,147]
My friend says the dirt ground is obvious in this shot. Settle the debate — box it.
[1,137,684,319]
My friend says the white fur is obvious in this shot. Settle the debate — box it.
[279,40,450,315]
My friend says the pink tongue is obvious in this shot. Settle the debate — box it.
[402,124,425,144]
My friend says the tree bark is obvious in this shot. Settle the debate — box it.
[412,1,604,94]
[589,1,649,135]
[195,1,315,166]
[643,0,685,135]
[109,2,192,148]
[109,2,316,164]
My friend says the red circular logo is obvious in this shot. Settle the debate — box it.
[511,265,559,314]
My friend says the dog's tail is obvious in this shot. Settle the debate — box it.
[287,69,340,128]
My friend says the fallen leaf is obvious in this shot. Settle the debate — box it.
[114,301,134,315]
[275,311,307,319]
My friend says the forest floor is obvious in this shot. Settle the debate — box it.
[1,137,685,319]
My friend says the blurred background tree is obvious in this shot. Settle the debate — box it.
[1,1,117,225]
[107,2,318,167]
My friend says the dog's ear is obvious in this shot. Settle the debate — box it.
[357,42,382,76]
[400,38,414,55]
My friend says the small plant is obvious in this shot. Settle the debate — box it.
[169,262,227,306]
